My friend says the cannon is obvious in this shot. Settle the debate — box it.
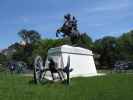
[33,55,73,85]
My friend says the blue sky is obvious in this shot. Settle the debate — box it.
[0,0,133,49]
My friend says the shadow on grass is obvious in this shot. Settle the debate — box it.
[28,78,69,86]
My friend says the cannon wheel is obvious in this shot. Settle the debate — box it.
[34,55,44,84]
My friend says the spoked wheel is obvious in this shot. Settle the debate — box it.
[34,55,44,84]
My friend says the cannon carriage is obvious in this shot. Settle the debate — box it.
[34,55,72,84]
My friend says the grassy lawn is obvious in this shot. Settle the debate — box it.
[0,72,133,100]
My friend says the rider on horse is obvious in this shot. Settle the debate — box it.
[56,13,80,39]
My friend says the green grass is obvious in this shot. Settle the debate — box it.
[0,72,133,100]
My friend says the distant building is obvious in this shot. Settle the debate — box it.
[0,49,2,53]
[2,48,16,56]
[1,43,20,56]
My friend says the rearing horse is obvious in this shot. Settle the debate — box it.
[56,14,81,42]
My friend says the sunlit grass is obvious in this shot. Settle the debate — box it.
[0,72,133,100]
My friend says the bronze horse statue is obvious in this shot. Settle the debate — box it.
[56,14,81,43]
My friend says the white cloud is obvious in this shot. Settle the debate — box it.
[85,0,130,13]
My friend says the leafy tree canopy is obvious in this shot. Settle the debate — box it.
[18,29,41,45]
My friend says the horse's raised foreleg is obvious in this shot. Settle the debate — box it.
[56,32,59,37]
[56,29,60,37]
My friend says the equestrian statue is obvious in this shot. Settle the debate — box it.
[56,14,83,44]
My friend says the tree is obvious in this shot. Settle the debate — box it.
[0,53,7,65]
[117,30,133,61]
[94,36,117,69]
[18,29,41,45]
[80,33,93,49]
[15,29,41,69]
